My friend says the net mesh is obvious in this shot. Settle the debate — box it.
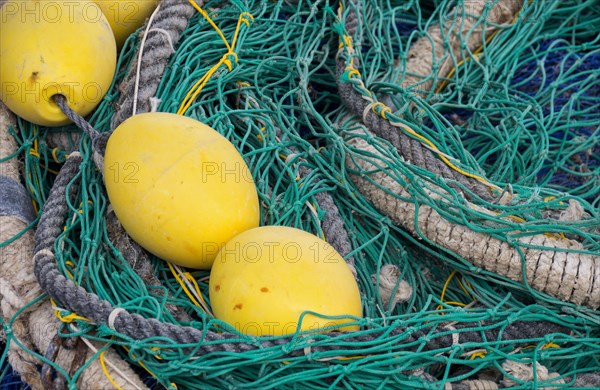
[2,0,599,388]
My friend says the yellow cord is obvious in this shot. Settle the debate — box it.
[183,271,210,310]
[389,117,501,192]
[178,3,253,115]
[187,0,231,51]
[50,298,90,323]
[470,351,487,360]
[542,342,560,349]
[437,271,475,312]
[168,263,213,316]
[168,262,203,307]
[371,102,391,119]
[99,350,123,390]
[345,65,361,78]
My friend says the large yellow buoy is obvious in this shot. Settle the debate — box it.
[104,112,260,269]
[0,0,116,126]
[209,226,363,336]
[93,0,159,48]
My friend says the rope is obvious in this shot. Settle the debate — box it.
[111,0,197,129]
[337,6,500,202]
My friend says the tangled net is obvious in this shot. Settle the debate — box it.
[1,0,599,388]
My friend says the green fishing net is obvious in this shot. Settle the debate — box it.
[2,0,599,388]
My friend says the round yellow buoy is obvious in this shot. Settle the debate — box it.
[209,226,362,336]
[0,0,117,126]
[104,112,260,269]
[93,0,159,48]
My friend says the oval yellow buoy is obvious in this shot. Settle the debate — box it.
[104,112,260,269]
[0,0,117,126]
[210,226,362,336]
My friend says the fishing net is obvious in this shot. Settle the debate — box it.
[1,0,599,388]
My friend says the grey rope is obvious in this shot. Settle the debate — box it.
[314,190,355,265]
[32,157,566,352]
[0,175,36,223]
[52,94,110,153]
[110,0,197,129]
[299,164,355,266]
[570,373,600,387]
[337,4,495,202]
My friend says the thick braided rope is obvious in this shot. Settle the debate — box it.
[31,154,566,352]
[110,0,197,129]
[344,123,599,308]
[337,8,496,202]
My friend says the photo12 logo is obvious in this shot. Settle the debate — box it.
[230,320,341,337]
[1,81,107,105]
[1,1,109,24]
[216,241,341,264]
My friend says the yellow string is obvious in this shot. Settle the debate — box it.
[183,272,210,310]
[470,351,487,360]
[371,102,391,119]
[542,342,560,349]
[345,66,361,78]
[49,263,89,322]
[64,261,75,280]
[388,116,501,192]
[437,271,474,312]
[177,3,252,115]
[51,147,60,163]
[187,0,231,51]
[177,58,227,115]
[333,354,367,361]
[29,127,40,158]
[50,299,90,323]
[522,342,561,351]
[167,262,204,309]
[257,126,267,141]
[231,12,253,49]
[455,275,473,299]
[339,34,353,49]
[99,350,123,390]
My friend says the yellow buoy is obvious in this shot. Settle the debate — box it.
[93,0,159,48]
[0,0,116,126]
[104,112,260,269]
[210,226,362,336]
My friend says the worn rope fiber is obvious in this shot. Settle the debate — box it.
[336,0,599,308]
